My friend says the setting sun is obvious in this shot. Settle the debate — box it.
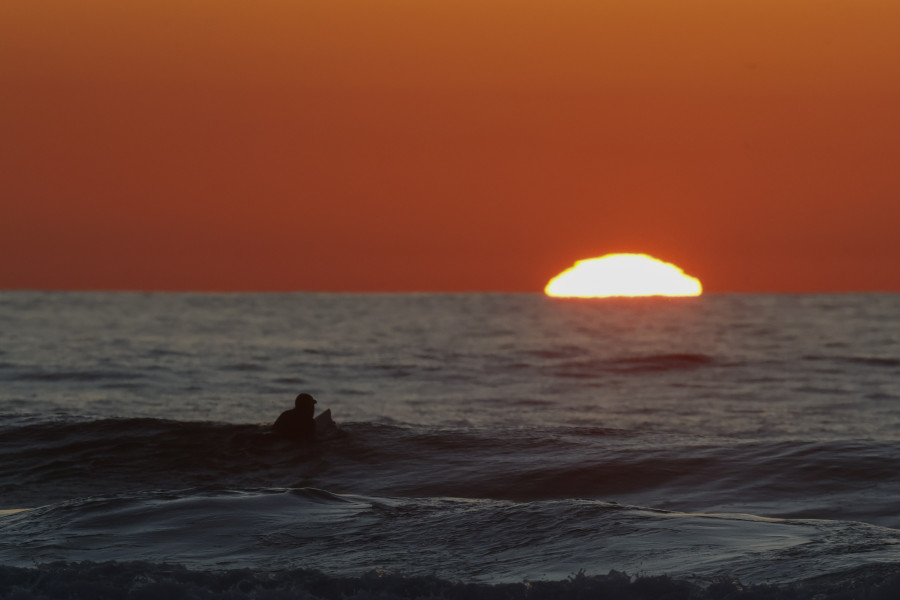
[545,254,703,298]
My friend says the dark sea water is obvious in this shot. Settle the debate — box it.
[1,292,899,599]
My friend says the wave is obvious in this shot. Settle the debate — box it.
[0,417,311,508]
[3,417,900,528]
[3,561,900,600]
[554,353,717,378]
[803,355,900,368]
[0,368,142,383]
[3,488,900,590]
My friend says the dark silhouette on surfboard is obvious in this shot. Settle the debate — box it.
[273,393,345,442]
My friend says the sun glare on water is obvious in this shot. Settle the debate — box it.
[545,253,702,298]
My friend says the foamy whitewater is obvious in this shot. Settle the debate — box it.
[1,292,899,599]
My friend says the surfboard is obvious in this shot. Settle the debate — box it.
[314,409,346,440]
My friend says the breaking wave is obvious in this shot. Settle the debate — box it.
[3,560,900,600]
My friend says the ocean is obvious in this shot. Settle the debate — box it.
[1,292,899,599]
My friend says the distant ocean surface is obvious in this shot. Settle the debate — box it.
[1,292,899,599]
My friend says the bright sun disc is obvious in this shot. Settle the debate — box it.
[545,253,702,298]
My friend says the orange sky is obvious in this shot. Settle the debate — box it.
[2,0,899,292]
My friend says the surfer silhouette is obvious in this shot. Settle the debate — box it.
[273,393,317,442]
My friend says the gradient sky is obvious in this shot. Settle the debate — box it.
[3,1,899,292]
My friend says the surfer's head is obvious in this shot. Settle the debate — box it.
[295,393,317,409]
